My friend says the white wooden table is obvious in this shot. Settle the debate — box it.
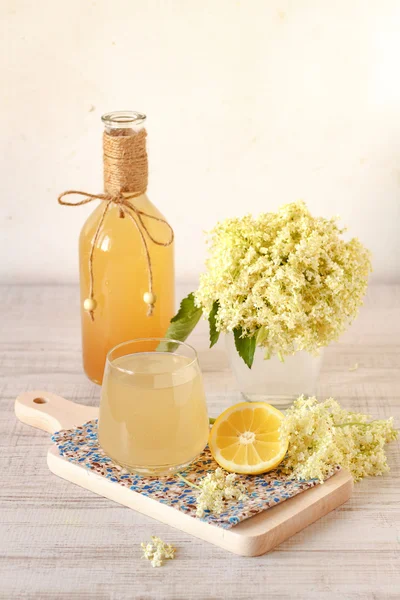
[1,284,399,600]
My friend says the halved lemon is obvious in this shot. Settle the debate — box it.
[208,402,288,475]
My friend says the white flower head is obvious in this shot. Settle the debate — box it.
[280,396,398,482]
[195,202,372,359]
[140,536,176,568]
[196,467,247,518]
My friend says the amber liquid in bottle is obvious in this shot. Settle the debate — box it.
[79,113,175,384]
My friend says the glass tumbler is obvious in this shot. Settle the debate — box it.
[98,338,209,476]
[225,333,323,410]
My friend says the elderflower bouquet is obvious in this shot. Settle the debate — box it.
[167,201,371,368]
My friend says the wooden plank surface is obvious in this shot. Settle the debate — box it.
[0,283,399,599]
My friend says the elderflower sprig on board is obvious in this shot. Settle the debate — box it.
[141,536,176,568]
[280,396,398,482]
[178,468,247,518]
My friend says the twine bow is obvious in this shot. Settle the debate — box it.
[58,189,174,320]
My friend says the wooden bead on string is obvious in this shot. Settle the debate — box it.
[83,298,97,312]
[143,292,156,306]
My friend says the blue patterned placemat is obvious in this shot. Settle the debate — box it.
[52,420,338,529]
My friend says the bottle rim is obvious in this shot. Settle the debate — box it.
[101,111,146,129]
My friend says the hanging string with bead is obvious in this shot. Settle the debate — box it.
[58,190,173,319]
[58,127,174,320]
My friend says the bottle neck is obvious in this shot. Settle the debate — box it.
[103,128,148,196]
[101,111,148,196]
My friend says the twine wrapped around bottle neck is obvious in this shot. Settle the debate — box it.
[103,128,148,195]
[58,128,174,320]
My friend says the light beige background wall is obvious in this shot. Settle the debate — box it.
[1,0,399,283]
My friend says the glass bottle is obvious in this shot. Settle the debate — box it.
[79,111,175,384]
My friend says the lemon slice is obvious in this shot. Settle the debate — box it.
[208,402,288,475]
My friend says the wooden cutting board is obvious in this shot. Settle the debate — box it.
[15,390,353,557]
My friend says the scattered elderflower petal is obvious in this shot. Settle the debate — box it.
[195,467,247,518]
[141,536,176,568]
[280,396,398,482]
[194,201,371,360]
[349,363,359,371]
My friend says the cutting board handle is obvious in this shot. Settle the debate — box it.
[15,390,99,434]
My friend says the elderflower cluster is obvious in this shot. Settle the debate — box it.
[141,536,175,568]
[196,467,247,518]
[280,396,398,482]
[195,201,371,359]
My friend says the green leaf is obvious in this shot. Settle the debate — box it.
[170,292,200,323]
[233,327,256,369]
[208,300,220,348]
[158,292,202,352]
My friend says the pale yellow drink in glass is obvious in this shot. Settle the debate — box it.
[98,340,209,475]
